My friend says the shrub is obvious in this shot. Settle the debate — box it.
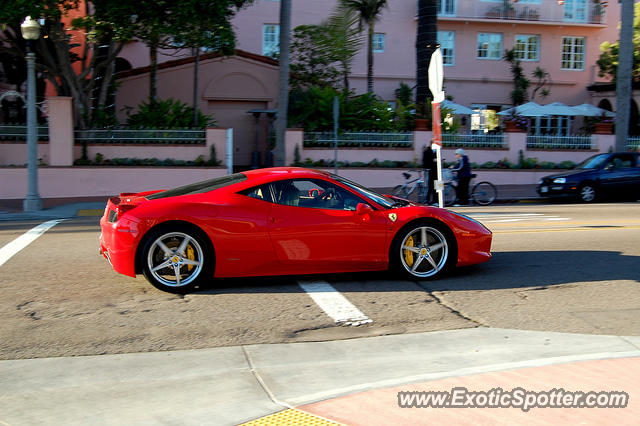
[125,98,216,129]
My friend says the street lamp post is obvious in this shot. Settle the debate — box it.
[21,16,42,212]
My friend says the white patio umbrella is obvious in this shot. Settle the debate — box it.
[441,99,475,115]
[539,102,579,116]
[573,103,616,118]
[497,102,547,117]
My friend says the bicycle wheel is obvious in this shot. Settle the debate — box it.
[471,181,497,205]
[391,185,408,198]
[407,183,425,203]
[443,183,457,206]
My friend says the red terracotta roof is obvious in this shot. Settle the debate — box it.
[115,49,279,79]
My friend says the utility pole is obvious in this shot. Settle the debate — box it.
[615,0,635,151]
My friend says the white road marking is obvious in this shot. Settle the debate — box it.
[298,280,373,326]
[0,220,65,267]
[467,213,571,223]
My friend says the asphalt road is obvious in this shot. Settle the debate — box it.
[1,203,639,360]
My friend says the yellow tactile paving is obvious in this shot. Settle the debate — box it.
[241,408,340,425]
[77,209,104,217]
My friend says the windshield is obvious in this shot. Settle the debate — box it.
[146,173,247,200]
[331,174,396,209]
[575,154,609,170]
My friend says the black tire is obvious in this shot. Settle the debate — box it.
[390,220,457,279]
[579,183,597,203]
[443,183,457,206]
[471,181,497,205]
[141,226,212,293]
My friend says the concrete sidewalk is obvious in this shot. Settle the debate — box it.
[0,328,638,425]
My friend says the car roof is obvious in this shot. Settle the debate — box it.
[241,167,333,184]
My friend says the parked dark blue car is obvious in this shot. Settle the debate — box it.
[537,152,640,202]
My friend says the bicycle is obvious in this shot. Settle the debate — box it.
[391,169,427,203]
[442,169,497,206]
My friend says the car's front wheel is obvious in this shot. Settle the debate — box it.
[579,183,597,203]
[392,221,456,279]
[141,227,212,293]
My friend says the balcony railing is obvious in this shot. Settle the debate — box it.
[627,136,640,151]
[0,124,49,141]
[526,135,593,150]
[304,132,413,148]
[74,128,205,144]
[442,133,507,148]
[434,0,606,24]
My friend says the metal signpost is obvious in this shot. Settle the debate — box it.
[333,96,339,175]
[226,128,233,174]
[428,48,445,207]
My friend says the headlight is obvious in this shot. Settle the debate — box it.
[552,177,566,184]
[538,179,543,184]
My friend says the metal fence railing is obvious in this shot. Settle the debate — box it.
[74,128,206,145]
[0,124,49,141]
[627,136,640,151]
[526,135,593,150]
[303,131,413,148]
[441,133,507,148]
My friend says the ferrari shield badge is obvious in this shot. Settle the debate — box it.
[388,213,397,222]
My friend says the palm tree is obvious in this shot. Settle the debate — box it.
[326,4,363,92]
[343,0,388,93]
[416,0,438,108]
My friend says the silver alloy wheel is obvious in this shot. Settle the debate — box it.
[580,185,596,202]
[399,226,449,278]
[146,232,204,288]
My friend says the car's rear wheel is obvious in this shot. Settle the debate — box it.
[579,183,597,203]
[391,221,456,279]
[142,228,211,293]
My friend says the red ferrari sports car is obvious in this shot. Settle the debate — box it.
[100,167,492,293]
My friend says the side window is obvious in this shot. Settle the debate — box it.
[611,156,633,169]
[272,180,301,207]
[271,179,368,211]
[239,184,272,202]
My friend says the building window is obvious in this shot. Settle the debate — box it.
[471,104,503,132]
[262,24,280,58]
[437,0,456,16]
[438,31,455,66]
[373,33,385,53]
[477,33,502,60]
[563,0,588,22]
[513,35,540,61]
[561,36,585,70]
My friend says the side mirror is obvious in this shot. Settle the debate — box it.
[356,203,374,216]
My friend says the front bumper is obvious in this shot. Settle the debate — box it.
[536,183,577,198]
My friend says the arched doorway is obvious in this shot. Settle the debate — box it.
[597,99,613,111]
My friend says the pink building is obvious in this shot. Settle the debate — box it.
[229,0,620,110]
[112,0,636,167]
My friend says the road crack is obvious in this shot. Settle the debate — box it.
[415,282,485,327]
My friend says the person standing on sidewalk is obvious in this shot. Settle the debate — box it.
[422,142,436,204]
[451,148,472,205]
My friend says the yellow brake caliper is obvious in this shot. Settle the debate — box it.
[186,244,195,271]
[403,236,415,267]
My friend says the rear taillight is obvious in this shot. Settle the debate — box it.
[108,204,137,222]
